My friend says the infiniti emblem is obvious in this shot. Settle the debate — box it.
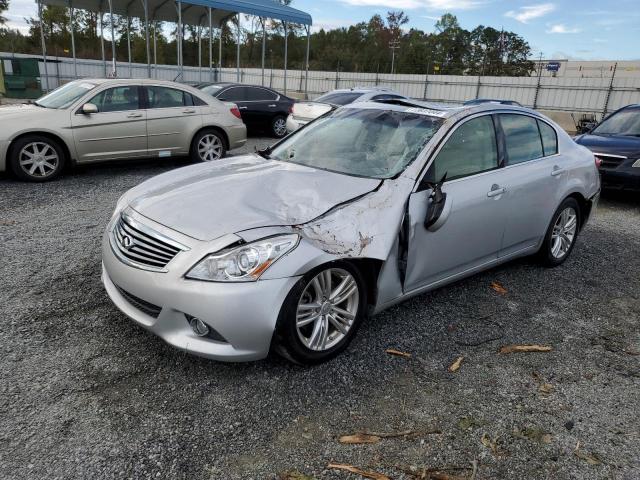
[121,235,134,250]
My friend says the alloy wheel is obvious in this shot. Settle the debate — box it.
[296,268,360,352]
[273,118,287,137]
[551,207,578,259]
[19,142,59,178]
[197,134,223,162]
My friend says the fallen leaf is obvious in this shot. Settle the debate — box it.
[339,433,381,444]
[385,348,412,358]
[491,282,507,295]
[448,356,464,373]
[574,442,602,465]
[458,417,485,430]
[279,471,315,480]
[395,465,472,480]
[430,474,467,480]
[514,427,553,444]
[538,383,554,394]
[328,463,390,480]
[499,344,553,354]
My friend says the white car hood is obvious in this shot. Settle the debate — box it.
[129,154,381,241]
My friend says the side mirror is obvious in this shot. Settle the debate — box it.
[424,173,448,229]
[82,103,98,114]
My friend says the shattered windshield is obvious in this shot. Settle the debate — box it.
[271,108,444,179]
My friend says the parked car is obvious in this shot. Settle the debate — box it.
[196,83,294,138]
[0,79,246,182]
[286,87,407,133]
[463,99,523,107]
[102,101,600,364]
[574,104,640,190]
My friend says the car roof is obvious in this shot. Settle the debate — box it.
[321,87,400,95]
[343,98,544,121]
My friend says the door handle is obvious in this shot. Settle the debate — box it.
[268,104,277,107]
[487,185,506,197]
[551,166,565,177]
[238,106,248,110]
[126,112,143,118]
[182,109,196,114]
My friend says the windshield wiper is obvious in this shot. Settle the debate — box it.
[256,146,272,159]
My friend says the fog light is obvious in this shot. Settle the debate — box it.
[189,317,210,337]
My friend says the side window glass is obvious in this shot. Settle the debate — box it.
[426,116,498,182]
[146,86,186,109]
[192,95,207,106]
[90,86,139,113]
[500,114,544,164]
[219,87,246,102]
[371,94,404,101]
[246,88,277,101]
[538,120,558,156]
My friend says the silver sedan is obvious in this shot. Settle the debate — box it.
[0,79,246,181]
[102,100,600,364]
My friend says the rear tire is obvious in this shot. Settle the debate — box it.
[274,261,367,365]
[538,197,581,267]
[9,135,66,182]
[271,115,288,138]
[190,129,226,163]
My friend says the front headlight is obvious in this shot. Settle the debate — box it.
[185,234,299,282]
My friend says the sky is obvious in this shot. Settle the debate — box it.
[3,0,639,60]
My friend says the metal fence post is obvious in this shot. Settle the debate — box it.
[475,74,482,99]
[533,61,543,109]
[602,62,618,119]
[335,61,339,89]
[375,64,379,86]
[422,73,428,100]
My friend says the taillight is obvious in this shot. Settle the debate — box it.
[289,105,294,114]
[594,155,602,168]
[230,105,242,119]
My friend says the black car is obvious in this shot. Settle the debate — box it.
[197,83,294,138]
[574,104,640,191]
[463,98,523,107]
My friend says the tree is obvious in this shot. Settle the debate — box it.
[0,0,8,26]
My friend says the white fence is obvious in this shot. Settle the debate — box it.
[4,52,640,119]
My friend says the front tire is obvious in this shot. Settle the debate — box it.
[190,129,226,163]
[9,135,66,182]
[538,197,580,267]
[274,262,367,365]
[271,115,288,138]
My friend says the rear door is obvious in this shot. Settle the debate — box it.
[218,86,250,124]
[245,86,282,125]
[404,114,511,291]
[496,113,566,256]
[71,84,147,162]
[143,85,204,157]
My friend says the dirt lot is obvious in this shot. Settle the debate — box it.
[0,146,638,480]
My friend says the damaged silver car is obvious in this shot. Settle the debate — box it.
[102,100,600,364]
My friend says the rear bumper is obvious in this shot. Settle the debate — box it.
[226,124,247,151]
[599,167,640,191]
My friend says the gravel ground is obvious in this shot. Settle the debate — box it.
[0,145,638,480]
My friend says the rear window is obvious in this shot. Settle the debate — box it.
[538,120,558,156]
[315,92,363,106]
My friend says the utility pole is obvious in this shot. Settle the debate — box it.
[389,39,400,74]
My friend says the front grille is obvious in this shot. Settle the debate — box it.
[115,285,162,318]
[111,214,186,271]
[595,153,627,169]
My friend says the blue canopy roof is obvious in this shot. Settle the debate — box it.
[44,0,312,27]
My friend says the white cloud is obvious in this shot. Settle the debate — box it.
[547,23,582,34]
[311,18,359,33]
[340,0,485,10]
[505,3,555,24]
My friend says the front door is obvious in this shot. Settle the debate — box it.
[71,84,147,162]
[404,114,509,292]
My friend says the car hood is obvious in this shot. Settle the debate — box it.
[129,154,381,241]
[575,133,640,158]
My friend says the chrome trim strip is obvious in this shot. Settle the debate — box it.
[79,134,147,143]
[122,213,190,251]
[593,152,628,159]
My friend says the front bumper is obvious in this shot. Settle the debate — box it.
[101,216,300,362]
[599,167,640,191]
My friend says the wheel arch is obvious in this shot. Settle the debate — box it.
[192,125,229,151]
[8,131,73,166]
[565,191,591,231]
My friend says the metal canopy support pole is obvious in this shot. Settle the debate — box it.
[126,14,132,77]
[69,1,78,79]
[208,8,213,82]
[198,23,202,83]
[99,7,106,77]
[107,0,116,77]
[218,24,223,80]
[283,22,288,95]
[261,17,266,86]
[236,13,241,82]
[304,25,310,98]
[153,22,157,78]
[142,0,151,78]
[37,0,49,91]
[177,1,183,80]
